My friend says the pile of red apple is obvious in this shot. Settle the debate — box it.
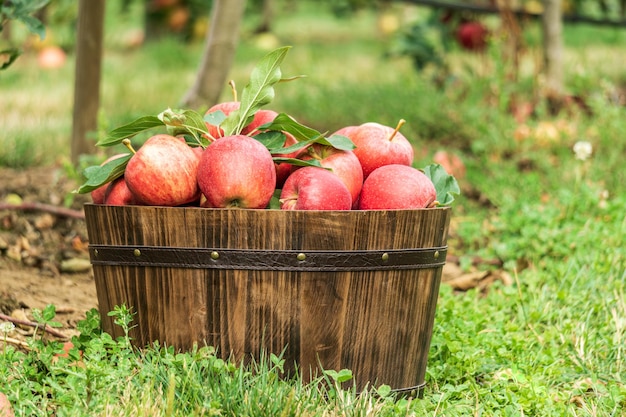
[89,110,439,211]
[82,47,457,211]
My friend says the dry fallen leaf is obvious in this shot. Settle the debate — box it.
[0,391,16,417]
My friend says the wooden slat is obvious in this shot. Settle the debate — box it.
[85,205,450,391]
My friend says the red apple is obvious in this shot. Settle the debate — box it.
[358,164,436,210]
[456,21,489,51]
[332,125,359,138]
[204,101,240,139]
[91,184,107,204]
[242,109,279,135]
[197,135,276,208]
[190,145,204,160]
[273,132,299,188]
[349,120,414,179]
[124,134,200,206]
[294,143,363,208]
[280,167,352,210]
[103,177,137,206]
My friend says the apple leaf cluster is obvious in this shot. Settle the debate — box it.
[423,164,460,206]
[77,45,460,209]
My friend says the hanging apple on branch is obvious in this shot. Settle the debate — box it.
[76,46,460,209]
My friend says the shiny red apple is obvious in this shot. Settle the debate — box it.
[103,177,137,206]
[349,120,414,179]
[124,134,200,206]
[280,166,352,210]
[272,132,299,188]
[294,143,363,208]
[358,164,436,210]
[197,135,276,208]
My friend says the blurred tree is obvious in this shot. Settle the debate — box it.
[181,0,247,109]
[71,0,105,163]
[542,0,564,108]
[252,0,274,33]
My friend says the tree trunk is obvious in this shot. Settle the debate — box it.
[180,0,247,109]
[71,0,106,164]
[541,0,564,104]
[255,0,274,33]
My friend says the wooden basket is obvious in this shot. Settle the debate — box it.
[84,204,450,392]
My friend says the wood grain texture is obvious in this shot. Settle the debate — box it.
[85,205,450,391]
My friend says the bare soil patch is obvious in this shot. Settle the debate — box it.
[0,166,96,342]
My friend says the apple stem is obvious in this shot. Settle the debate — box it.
[229,80,238,102]
[122,139,137,155]
[388,119,406,141]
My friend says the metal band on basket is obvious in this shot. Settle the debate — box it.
[89,244,448,271]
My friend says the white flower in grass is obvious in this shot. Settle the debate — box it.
[0,321,15,334]
[573,141,592,161]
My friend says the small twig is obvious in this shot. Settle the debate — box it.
[1,336,30,350]
[0,202,85,220]
[0,313,69,339]
[447,254,503,267]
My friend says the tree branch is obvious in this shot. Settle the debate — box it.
[0,312,69,340]
[0,202,85,220]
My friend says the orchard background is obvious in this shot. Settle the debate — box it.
[1,1,625,415]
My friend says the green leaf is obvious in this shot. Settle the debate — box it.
[261,112,322,142]
[97,116,163,147]
[259,113,356,153]
[159,108,209,145]
[423,163,460,206]
[271,157,325,169]
[203,110,227,127]
[253,131,290,151]
[324,369,353,383]
[0,48,21,70]
[75,153,132,194]
[221,46,291,136]
[18,14,46,40]
[324,133,356,151]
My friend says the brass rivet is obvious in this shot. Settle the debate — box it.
[133,249,141,257]
[297,253,306,261]
[434,250,440,260]
[381,253,389,262]
[210,251,220,260]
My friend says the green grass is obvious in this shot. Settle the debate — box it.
[2,0,626,415]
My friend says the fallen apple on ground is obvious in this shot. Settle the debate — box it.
[198,134,276,208]
[456,21,489,51]
[280,166,352,210]
[358,164,437,210]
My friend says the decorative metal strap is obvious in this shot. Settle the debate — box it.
[88,245,447,272]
